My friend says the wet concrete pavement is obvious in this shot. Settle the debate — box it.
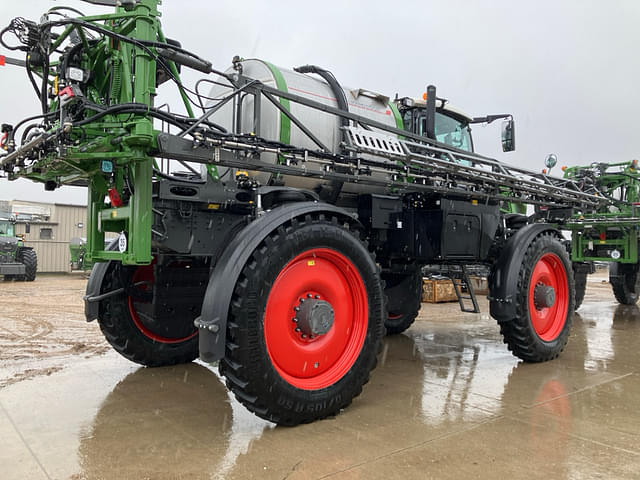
[1,272,639,479]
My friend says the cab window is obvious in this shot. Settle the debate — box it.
[402,109,473,153]
[0,222,14,236]
[434,112,472,153]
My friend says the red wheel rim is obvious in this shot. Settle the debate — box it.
[128,264,198,344]
[264,248,369,390]
[528,253,569,341]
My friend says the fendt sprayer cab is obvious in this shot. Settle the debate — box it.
[0,0,619,425]
[395,93,515,155]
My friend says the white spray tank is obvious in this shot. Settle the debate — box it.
[207,59,403,194]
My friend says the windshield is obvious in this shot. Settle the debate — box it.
[402,109,473,153]
[0,221,14,236]
[434,112,472,152]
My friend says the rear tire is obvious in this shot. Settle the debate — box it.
[383,271,422,335]
[17,249,37,281]
[573,267,587,310]
[97,262,199,367]
[499,234,574,362]
[609,262,640,305]
[219,214,385,425]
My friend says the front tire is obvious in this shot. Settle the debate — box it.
[97,262,199,367]
[383,271,422,335]
[499,234,574,362]
[220,214,385,425]
[17,249,37,281]
[609,262,640,305]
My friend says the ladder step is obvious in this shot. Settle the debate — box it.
[450,266,480,314]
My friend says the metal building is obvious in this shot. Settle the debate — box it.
[6,200,89,273]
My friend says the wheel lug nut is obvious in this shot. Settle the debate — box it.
[295,327,301,332]
[314,295,320,299]
[309,334,313,339]
[314,362,319,368]
[294,306,300,312]
[292,317,298,323]
[301,334,306,339]
[307,293,313,298]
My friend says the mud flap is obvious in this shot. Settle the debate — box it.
[489,224,560,322]
[83,239,119,321]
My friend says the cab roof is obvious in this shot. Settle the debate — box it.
[410,97,474,123]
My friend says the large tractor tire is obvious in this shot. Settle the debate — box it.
[383,271,422,335]
[609,262,640,305]
[219,214,385,425]
[97,262,199,367]
[573,266,587,311]
[17,248,37,281]
[499,234,574,362]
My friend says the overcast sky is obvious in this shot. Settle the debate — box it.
[1,0,639,205]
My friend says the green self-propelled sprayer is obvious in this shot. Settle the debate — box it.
[560,160,640,306]
[0,0,631,425]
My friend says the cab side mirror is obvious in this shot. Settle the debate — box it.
[501,118,515,152]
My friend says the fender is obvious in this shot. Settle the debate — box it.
[196,201,358,363]
[83,239,118,321]
[489,223,561,322]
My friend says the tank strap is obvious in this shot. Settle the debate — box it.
[388,102,404,139]
[262,61,291,165]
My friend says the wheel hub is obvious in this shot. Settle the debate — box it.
[533,283,556,309]
[294,295,334,338]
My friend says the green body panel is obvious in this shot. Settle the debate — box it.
[10,0,163,265]
[501,201,526,215]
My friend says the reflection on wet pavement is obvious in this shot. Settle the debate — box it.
[1,272,639,479]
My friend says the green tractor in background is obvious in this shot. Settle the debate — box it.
[0,213,37,281]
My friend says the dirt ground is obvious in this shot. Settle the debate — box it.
[0,274,108,388]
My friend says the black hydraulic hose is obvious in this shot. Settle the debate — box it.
[293,64,349,202]
[0,24,27,51]
[294,64,349,131]
[25,58,43,101]
[40,48,50,114]
[47,6,87,17]
[73,104,187,127]
[8,110,59,145]
[69,103,229,144]
[35,17,235,111]
[20,124,41,144]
